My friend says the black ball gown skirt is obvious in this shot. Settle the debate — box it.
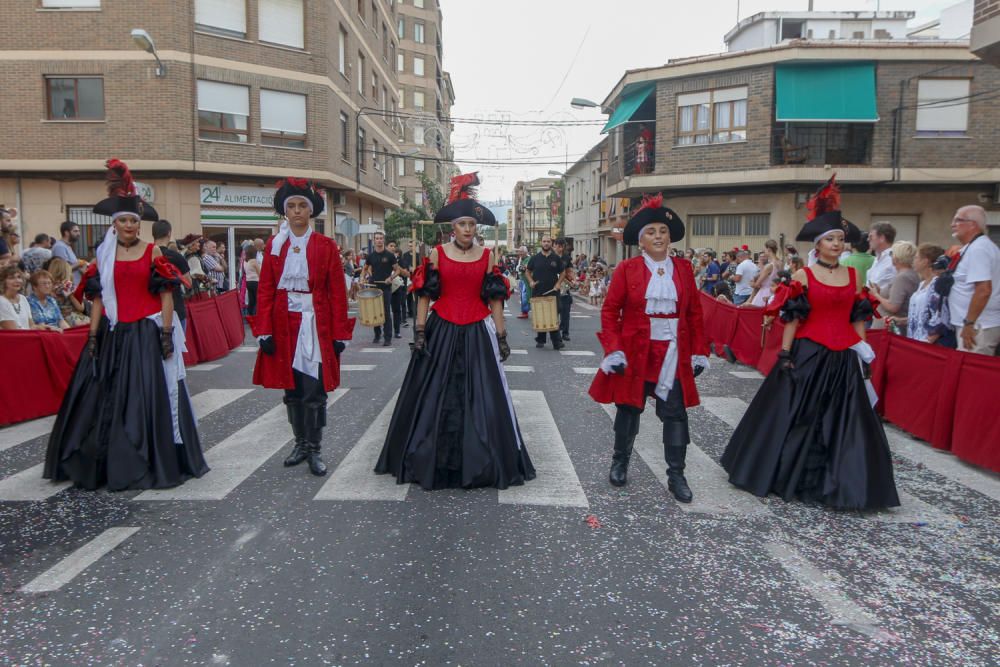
[375,312,535,490]
[720,338,900,510]
[43,317,209,491]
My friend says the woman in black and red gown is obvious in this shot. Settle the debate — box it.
[375,173,534,490]
[44,159,208,491]
[721,176,899,510]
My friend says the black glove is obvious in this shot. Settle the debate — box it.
[497,332,510,362]
[693,365,705,378]
[862,361,872,380]
[334,341,346,358]
[611,362,626,375]
[259,336,276,356]
[87,335,98,360]
[411,327,427,357]
[777,350,795,373]
[161,328,174,360]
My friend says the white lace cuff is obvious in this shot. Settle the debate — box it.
[692,355,710,371]
[600,351,627,374]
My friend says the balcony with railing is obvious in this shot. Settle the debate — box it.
[772,123,873,166]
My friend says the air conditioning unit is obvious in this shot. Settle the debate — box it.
[330,191,348,207]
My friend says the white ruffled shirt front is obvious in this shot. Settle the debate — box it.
[274,224,321,380]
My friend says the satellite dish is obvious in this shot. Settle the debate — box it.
[340,217,360,238]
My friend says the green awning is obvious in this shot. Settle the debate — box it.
[775,63,878,123]
[602,84,655,134]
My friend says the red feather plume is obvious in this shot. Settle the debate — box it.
[635,192,664,213]
[447,172,480,205]
[105,158,136,198]
[806,174,840,221]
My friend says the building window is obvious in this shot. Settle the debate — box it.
[195,0,247,38]
[414,191,424,207]
[373,139,380,171]
[397,53,404,72]
[41,0,101,7]
[388,39,394,67]
[371,1,377,29]
[414,0,424,7]
[916,78,970,137]
[413,56,425,76]
[381,86,388,112]
[413,123,425,145]
[414,159,425,173]
[260,90,306,148]
[358,127,367,171]
[397,17,404,39]
[745,214,770,237]
[340,112,350,160]
[197,80,249,142]
[45,77,104,120]
[676,87,747,146]
[718,214,741,236]
[357,0,364,21]
[357,52,366,95]
[414,22,425,43]
[398,158,406,177]
[413,90,425,109]
[339,26,348,76]
[258,0,304,48]
[372,73,379,101]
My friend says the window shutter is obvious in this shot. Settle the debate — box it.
[676,91,711,107]
[42,0,101,7]
[259,0,304,48]
[195,0,247,35]
[260,90,306,134]
[916,79,969,132]
[197,80,250,116]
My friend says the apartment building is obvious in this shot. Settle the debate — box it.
[562,139,606,260]
[972,0,1000,64]
[0,0,418,282]
[395,0,457,206]
[511,177,558,248]
[600,10,1000,254]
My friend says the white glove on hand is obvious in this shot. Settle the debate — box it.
[692,355,710,372]
[599,351,627,375]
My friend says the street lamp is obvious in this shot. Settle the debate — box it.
[130,29,166,78]
[570,97,601,109]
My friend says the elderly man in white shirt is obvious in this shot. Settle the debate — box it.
[948,205,1000,355]
[866,221,897,292]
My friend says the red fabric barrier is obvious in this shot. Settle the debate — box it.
[214,290,246,349]
[0,326,89,426]
[756,322,785,375]
[950,352,1000,469]
[703,296,739,357]
[880,334,959,450]
[732,307,765,368]
[185,297,231,364]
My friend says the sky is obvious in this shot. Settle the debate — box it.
[438,0,961,201]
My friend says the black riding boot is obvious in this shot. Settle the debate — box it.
[283,402,309,467]
[304,407,328,477]
[663,420,692,503]
[609,408,640,487]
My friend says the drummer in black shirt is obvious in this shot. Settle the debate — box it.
[363,230,398,346]
[525,235,567,350]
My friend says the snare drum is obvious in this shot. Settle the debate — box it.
[358,287,386,327]
[529,296,559,332]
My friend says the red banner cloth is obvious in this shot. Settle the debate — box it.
[949,352,1000,470]
[214,290,246,349]
[0,326,89,426]
[185,297,231,364]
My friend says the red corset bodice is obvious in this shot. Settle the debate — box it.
[114,244,161,323]
[795,267,861,351]
[431,245,491,325]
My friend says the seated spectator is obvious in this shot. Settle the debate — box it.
[871,241,919,330]
[948,205,1000,355]
[45,257,89,326]
[887,244,951,346]
[0,265,51,330]
[21,234,53,274]
[27,269,69,330]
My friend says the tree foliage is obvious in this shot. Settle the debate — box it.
[384,172,448,246]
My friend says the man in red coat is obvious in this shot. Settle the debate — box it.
[251,178,354,476]
[589,195,709,502]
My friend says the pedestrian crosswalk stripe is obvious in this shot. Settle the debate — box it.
[187,364,222,371]
[0,416,56,453]
[504,365,534,373]
[559,350,595,357]
[499,391,589,508]
[314,390,408,501]
[509,349,528,355]
[235,347,257,352]
[20,527,141,593]
[572,299,598,311]
[600,404,771,517]
[341,365,377,371]
[0,389,255,502]
[360,348,395,353]
[697,396,955,525]
[573,367,597,375]
[137,389,349,501]
[729,371,763,379]
[883,428,1000,503]
[570,315,591,319]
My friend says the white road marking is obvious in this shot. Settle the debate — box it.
[559,350,595,357]
[729,370,763,379]
[187,364,222,371]
[315,390,408,501]
[0,416,56,452]
[360,348,395,353]
[572,300,599,311]
[0,389,253,502]
[341,365,377,371]
[20,527,140,593]
[235,347,257,353]
[600,404,771,516]
[570,315,591,319]
[764,538,888,640]
[499,391,589,508]
[573,367,598,375]
[136,389,348,501]
[698,396,955,525]
[504,366,535,373]
[884,428,1000,503]
[509,349,528,355]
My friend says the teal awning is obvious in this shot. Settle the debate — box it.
[602,84,655,134]
[775,63,879,123]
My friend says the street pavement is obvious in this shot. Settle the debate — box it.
[1,293,998,666]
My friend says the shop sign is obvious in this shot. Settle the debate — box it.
[200,184,274,208]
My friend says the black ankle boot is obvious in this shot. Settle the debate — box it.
[304,407,328,476]
[609,409,639,487]
[283,403,309,467]
[306,442,328,476]
[664,442,692,503]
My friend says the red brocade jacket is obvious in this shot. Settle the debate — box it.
[250,233,355,391]
[589,256,708,409]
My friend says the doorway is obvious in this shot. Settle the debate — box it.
[201,223,277,292]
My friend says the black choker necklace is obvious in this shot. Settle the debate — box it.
[815,258,839,270]
[454,240,473,251]
[117,237,140,248]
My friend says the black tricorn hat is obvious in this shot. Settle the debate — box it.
[795,175,860,243]
[274,178,325,218]
[93,158,158,221]
[434,172,497,226]
[623,193,685,245]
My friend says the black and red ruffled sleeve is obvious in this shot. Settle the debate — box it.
[764,280,810,323]
[481,265,510,304]
[851,286,880,323]
[408,257,441,300]
[74,263,101,302]
[149,255,191,294]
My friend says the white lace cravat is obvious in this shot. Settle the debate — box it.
[642,253,677,315]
